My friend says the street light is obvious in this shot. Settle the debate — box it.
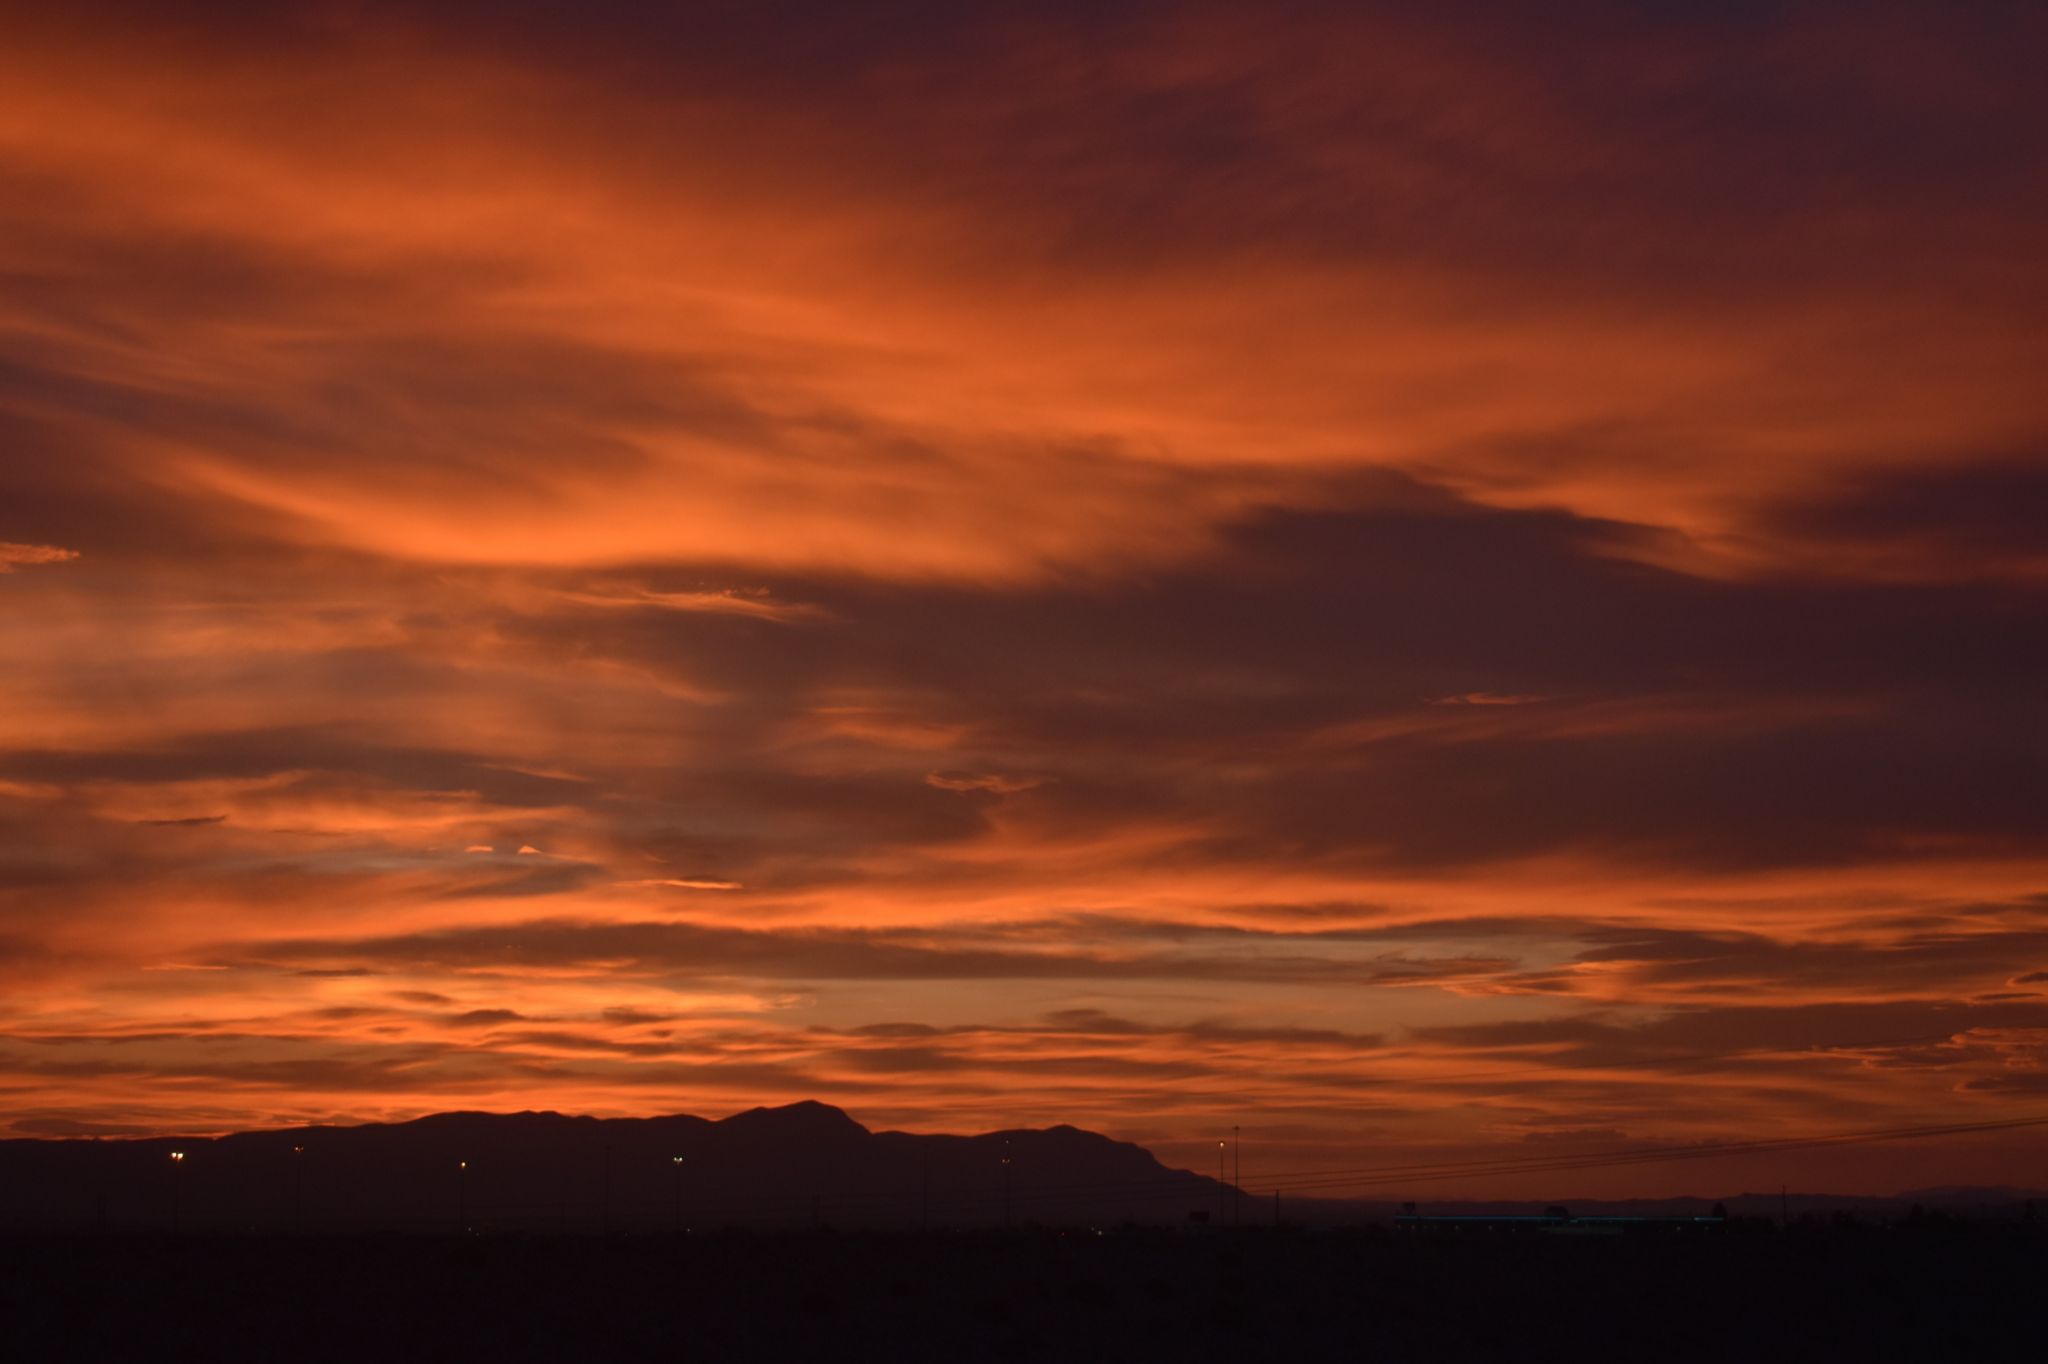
[168,1151,186,1234]
[457,1159,468,1232]
[671,1156,685,1234]
[1217,1141,1227,1228]
[1001,1140,1013,1229]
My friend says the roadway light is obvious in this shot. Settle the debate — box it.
[168,1150,186,1233]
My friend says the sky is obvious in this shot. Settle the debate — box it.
[1,0,2045,1197]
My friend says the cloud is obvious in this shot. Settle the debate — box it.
[924,772,1043,795]
[449,1009,526,1027]
[554,584,829,624]
[226,916,1513,988]
[615,878,744,892]
[1759,457,2048,584]
[8,1115,158,1136]
[0,541,77,572]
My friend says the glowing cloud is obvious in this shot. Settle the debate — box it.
[0,542,78,572]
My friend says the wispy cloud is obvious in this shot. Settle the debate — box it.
[0,542,78,572]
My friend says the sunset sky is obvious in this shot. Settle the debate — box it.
[2,0,2045,1196]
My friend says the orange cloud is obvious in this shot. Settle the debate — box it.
[0,542,78,572]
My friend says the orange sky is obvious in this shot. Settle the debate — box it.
[2,0,2045,1197]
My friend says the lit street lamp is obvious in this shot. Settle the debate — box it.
[671,1156,685,1233]
[168,1150,186,1234]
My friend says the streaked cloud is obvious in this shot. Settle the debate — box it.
[0,542,78,572]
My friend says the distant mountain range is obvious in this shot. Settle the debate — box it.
[2,1102,2039,1232]
[0,1101,1222,1232]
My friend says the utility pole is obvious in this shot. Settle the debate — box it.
[1217,1141,1227,1227]
[456,1159,468,1232]
[1232,1125,1240,1228]
[292,1145,305,1232]
[1001,1140,1013,1229]
[602,1144,612,1234]
[920,1138,930,1232]
[671,1156,685,1233]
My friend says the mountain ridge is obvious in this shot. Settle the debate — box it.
[4,1103,2040,1231]
[0,1101,1219,1232]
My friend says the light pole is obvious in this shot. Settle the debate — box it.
[1217,1141,1226,1228]
[457,1159,468,1232]
[1001,1139,1012,1229]
[1232,1126,1240,1228]
[291,1145,305,1232]
[671,1156,684,1233]
[168,1150,186,1234]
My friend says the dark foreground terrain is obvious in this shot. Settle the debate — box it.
[3,1222,2039,1363]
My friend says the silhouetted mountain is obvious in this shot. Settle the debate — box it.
[1893,1184,2048,1205]
[0,1103,1224,1232]
[8,1106,2038,1235]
